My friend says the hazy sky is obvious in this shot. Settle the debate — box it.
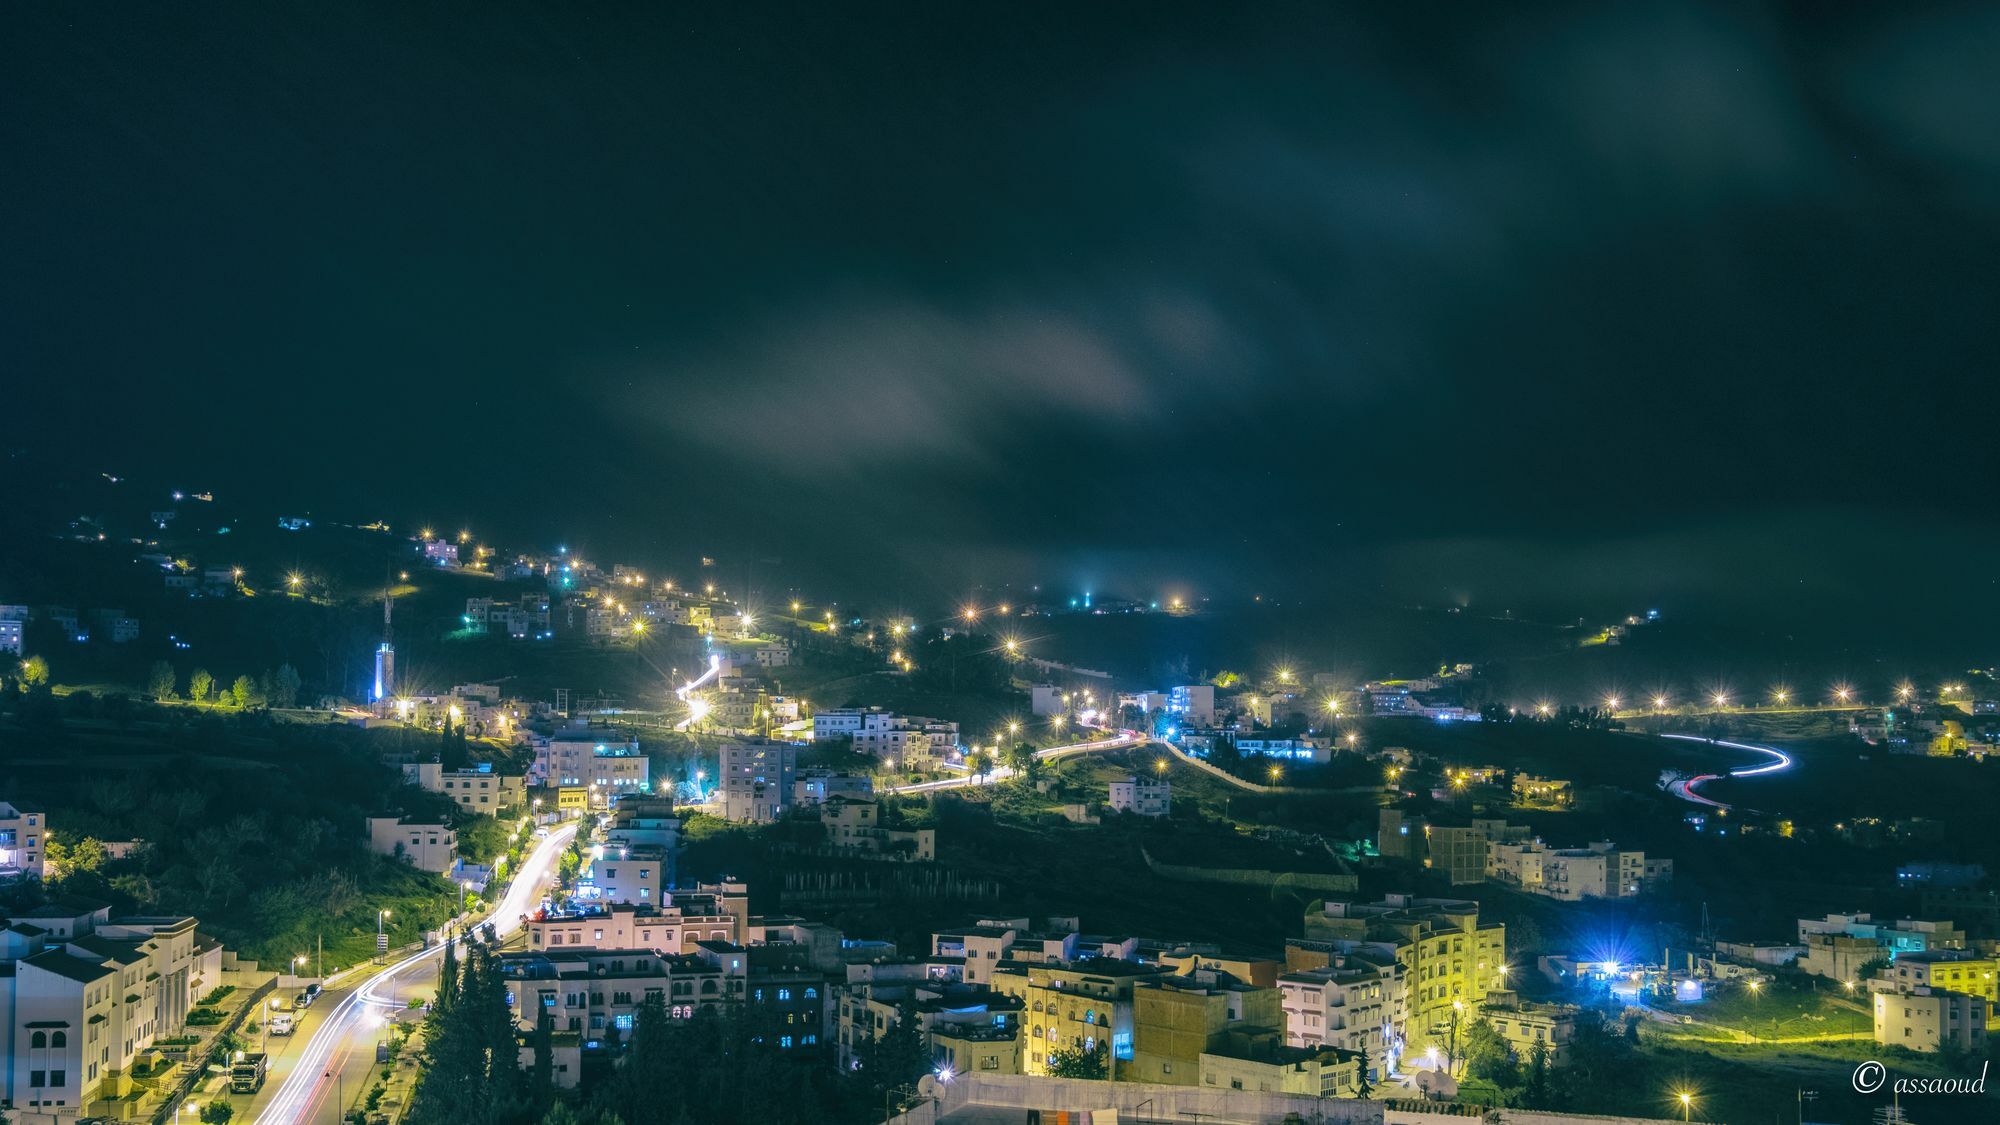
[8,2,2000,619]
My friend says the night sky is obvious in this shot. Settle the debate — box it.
[7,3,2000,623]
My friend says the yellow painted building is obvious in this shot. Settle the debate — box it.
[556,786,589,812]
[991,959,1167,1076]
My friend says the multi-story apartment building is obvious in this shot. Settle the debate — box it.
[1296,894,1506,1057]
[1797,913,1965,983]
[1878,950,1999,1003]
[990,958,1168,1076]
[497,943,746,1042]
[0,801,48,879]
[834,971,1022,1076]
[1127,969,1283,1086]
[720,741,797,823]
[1487,839,1658,900]
[0,906,201,1117]
[401,762,526,814]
[819,797,935,860]
[810,709,959,768]
[1278,962,1393,1061]
[1107,778,1171,817]
[528,723,650,798]
[1872,985,1987,1053]
[526,883,749,954]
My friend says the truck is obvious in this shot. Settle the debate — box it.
[268,1012,296,1036]
[231,1052,269,1093]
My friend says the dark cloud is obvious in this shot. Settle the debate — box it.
[5,2,1998,624]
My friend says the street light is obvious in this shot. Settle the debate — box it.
[1603,695,1621,712]
[1652,694,1669,712]
[1771,688,1789,705]
[1674,1088,1696,1122]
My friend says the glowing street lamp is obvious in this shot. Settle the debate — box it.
[1534,701,1552,717]
[1771,688,1789,706]
[1897,683,1914,702]
[1673,1089,1696,1123]
[791,600,802,613]
[1710,692,1729,709]
[1652,694,1669,711]
[1603,695,1621,712]
[1834,685,1853,704]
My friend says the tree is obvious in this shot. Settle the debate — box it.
[1462,1017,1516,1086]
[966,750,996,778]
[230,674,259,709]
[273,663,303,708]
[1045,1041,1108,1079]
[199,1101,234,1124]
[189,668,215,703]
[149,661,178,701]
[19,654,49,688]
[1523,1039,1552,1109]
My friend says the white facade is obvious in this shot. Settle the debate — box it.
[1279,965,1392,1057]
[366,817,457,874]
[402,762,526,813]
[1108,778,1171,817]
[720,741,797,823]
[0,620,21,656]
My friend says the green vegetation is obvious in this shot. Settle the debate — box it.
[0,689,471,966]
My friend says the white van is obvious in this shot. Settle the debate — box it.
[268,1012,296,1036]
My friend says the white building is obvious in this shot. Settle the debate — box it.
[1108,778,1171,817]
[402,762,526,814]
[1486,839,1653,900]
[529,724,650,795]
[366,816,457,874]
[0,619,21,656]
[813,708,958,768]
[1168,685,1216,725]
[1278,964,1393,1057]
[1872,985,1987,1053]
[0,908,202,1116]
[720,741,797,823]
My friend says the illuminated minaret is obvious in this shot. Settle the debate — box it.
[373,588,396,702]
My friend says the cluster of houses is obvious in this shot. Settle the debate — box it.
[1376,811,1671,901]
[505,853,1562,1101]
[0,604,140,652]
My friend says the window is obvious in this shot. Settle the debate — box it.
[31,1032,46,1048]
[805,987,818,1000]
[778,988,792,1001]
[51,1032,65,1048]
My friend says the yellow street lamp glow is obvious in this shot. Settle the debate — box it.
[1603,695,1621,711]
[1004,638,1020,655]
[962,606,978,623]
[687,697,711,723]
[1007,720,1020,734]
[1276,667,1294,684]
[286,572,302,588]
[1771,688,1789,704]
[1711,692,1729,707]
[1268,766,1282,781]
[1534,701,1551,716]
[791,600,801,613]
[1834,685,1853,702]
[1652,694,1668,710]
[1155,758,1168,773]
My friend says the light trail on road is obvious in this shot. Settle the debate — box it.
[254,821,577,1125]
[1660,734,1794,811]
[888,731,1138,794]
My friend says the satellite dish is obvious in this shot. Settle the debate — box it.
[1414,1068,1460,1098]
[917,1074,946,1099]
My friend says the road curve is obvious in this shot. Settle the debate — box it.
[888,731,1139,794]
[254,820,578,1125]
[1659,734,1794,811]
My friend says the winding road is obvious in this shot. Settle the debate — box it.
[1659,733,1794,811]
[888,730,1140,793]
[252,820,577,1125]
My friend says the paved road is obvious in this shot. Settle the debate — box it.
[250,820,578,1125]
[1659,734,1794,811]
[888,731,1139,794]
